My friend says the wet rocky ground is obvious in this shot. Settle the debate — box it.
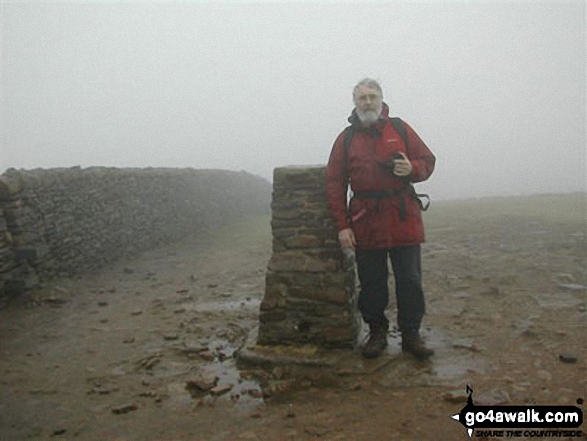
[0,194,585,440]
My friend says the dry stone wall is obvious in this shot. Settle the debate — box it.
[0,167,270,303]
[257,166,359,349]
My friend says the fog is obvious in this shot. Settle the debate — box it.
[1,0,585,200]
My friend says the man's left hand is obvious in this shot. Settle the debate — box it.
[393,152,413,177]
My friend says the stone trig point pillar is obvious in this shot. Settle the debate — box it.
[256,166,359,349]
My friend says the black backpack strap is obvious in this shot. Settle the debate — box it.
[408,186,431,211]
[390,117,432,212]
[389,117,408,148]
[343,117,405,168]
[342,117,431,212]
[342,126,354,190]
[342,126,354,170]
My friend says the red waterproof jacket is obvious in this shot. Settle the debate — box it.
[326,103,435,250]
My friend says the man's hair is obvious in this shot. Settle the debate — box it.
[353,78,383,100]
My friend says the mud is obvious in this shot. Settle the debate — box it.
[1,195,586,441]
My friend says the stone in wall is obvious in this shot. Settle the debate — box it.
[257,166,359,349]
[0,208,12,301]
[0,176,27,303]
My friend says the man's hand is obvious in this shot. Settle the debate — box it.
[393,152,413,177]
[338,228,356,249]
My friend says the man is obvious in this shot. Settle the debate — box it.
[326,78,436,359]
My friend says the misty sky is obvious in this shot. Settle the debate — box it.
[1,0,585,200]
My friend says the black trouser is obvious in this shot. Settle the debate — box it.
[355,245,425,333]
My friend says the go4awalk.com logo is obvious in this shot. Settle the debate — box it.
[451,386,584,438]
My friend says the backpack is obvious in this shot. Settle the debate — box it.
[343,117,407,159]
[342,117,430,212]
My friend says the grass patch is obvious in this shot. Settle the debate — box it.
[425,193,586,231]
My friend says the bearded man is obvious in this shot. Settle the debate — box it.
[326,78,436,359]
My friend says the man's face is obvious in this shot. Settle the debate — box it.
[354,86,383,126]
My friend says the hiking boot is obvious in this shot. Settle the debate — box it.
[362,322,388,359]
[401,330,434,360]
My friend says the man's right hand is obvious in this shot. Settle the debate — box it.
[338,228,356,249]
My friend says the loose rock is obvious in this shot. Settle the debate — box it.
[559,353,578,364]
[198,350,215,361]
[186,374,219,393]
[286,404,296,418]
[44,296,67,306]
[210,384,233,396]
[111,403,138,414]
[557,283,587,292]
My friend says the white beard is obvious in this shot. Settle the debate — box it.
[356,105,382,126]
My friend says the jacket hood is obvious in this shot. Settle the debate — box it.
[348,102,390,128]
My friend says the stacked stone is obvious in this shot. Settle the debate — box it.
[257,166,359,349]
[0,167,271,302]
[0,175,40,302]
[0,206,13,301]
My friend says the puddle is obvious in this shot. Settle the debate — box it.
[165,358,263,410]
[425,328,492,382]
[532,292,584,309]
[145,336,265,411]
[153,325,492,411]
[196,359,263,409]
[194,339,264,408]
[432,356,489,381]
[359,326,492,388]
[148,360,193,378]
[183,298,260,313]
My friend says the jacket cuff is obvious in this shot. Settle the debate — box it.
[336,220,350,231]
[408,161,420,181]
